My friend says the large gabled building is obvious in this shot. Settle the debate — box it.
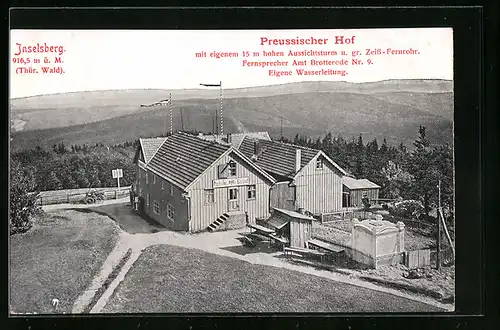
[238,136,348,215]
[133,132,276,232]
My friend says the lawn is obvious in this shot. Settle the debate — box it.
[102,245,443,313]
[9,210,120,314]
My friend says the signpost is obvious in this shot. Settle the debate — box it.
[112,169,123,188]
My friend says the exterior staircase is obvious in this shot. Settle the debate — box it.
[207,213,229,232]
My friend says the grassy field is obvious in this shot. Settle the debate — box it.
[9,210,120,314]
[102,244,443,313]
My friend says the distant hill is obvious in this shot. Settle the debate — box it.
[10,81,453,152]
[10,79,452,132]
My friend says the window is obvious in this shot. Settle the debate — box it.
[167,204,175,221]
[316,158,324,170]
[170,185,175,196]
[247,185,256,199]
[153,174,156,184]
[138,187,142,197]
[161,181,164,190]
[147,193,150,206]
[146,172,149,184]
[228,161,237,176]
[205,189,215,204]
[229,188,239,200]
[153,200,160,214]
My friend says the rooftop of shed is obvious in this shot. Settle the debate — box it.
[343,177,381,190]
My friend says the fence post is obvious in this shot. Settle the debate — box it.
[115,190,117,200]
[67,195,70,203]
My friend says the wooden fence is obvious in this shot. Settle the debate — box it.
[430,246,455,268]
[36,186,131,206]
[319,209,370,223]
[404,249,431,269]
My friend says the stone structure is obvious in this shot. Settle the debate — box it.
[351,215,405,268]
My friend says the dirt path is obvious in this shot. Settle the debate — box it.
[77,228,453,313]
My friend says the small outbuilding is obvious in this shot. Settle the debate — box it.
[261,208,315,248]
[342,177,381,208]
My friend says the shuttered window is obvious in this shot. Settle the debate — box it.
[167,204,175,221]
[316,158,324,170]
[218,164,228,179]
[228,161,237,176]
[205,189,215,204]
[153,174,156,184]
[147,193,150,206]
[161,181,164,190]
[146,172,149,184]
[153,200,160,214]
[247,185,256,199]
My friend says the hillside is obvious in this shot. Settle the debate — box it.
[10,89,453,151]
[10,79,452,132]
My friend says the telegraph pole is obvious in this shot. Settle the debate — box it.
[180,108,185,131]
[437,180,442,269]
[280,115,283,142]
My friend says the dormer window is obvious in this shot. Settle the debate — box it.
[316,158,324,170]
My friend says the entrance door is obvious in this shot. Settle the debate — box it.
[228,188,240,211]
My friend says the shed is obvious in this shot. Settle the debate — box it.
[264,208,315,248]
[342,177,381,208]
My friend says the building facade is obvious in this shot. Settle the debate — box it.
[133,132,276,232]
[342,177,381,208]
[238,136,348,215]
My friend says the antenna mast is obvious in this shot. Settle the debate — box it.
[169,93,173,135]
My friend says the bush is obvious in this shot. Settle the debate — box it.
[10,161,42,235]
[390,200,425,219]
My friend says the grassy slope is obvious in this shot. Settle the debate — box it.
[11,91,453,151]
[102,244,442,313]
[9,210,120,314]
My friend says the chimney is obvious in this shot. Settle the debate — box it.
[295,149,301,172]
[227,133,231,143]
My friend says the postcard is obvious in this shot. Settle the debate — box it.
[9,27,455,314]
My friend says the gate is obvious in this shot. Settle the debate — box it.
[405,249,431,269]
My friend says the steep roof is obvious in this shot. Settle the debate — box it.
[238,137,318,179]
[343,177,381,190]
[198,132,271,149]
[238,136,349,179]
[146,132,276,191]
[139,137,167,163]
[147,132,231,190]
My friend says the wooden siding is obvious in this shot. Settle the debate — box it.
[294,154,343,214]
[136,166,189,231]
[343,187,380,207]
[188,151,273,232]
[270,181,296,211]
[290,219,312,248]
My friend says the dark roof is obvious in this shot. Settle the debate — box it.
[198,132,271,149]
[139,137,167,163]
[238,137,322,179]
[274,208,315,221]
[147,132,231,190]
[343,177,381,190]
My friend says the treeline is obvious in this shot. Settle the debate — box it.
[285,126,454,221]
[11,131,203,193]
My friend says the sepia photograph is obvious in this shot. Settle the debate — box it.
[9,27,455,314]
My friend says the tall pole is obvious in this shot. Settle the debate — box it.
[280,115,283,142]
[220,81,223,136]
[180,108,185,131]
[169,93,173,135]
[437,180,441,269]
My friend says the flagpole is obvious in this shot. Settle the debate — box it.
[220,81,223,136]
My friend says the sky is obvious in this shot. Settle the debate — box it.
[10,28,453,98]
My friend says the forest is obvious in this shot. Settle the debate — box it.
[11,126,453,222]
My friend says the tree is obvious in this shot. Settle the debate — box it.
[44,171,63,190]
[10,160,41,235]
[381,160,414,199]
[407,126,435,220]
